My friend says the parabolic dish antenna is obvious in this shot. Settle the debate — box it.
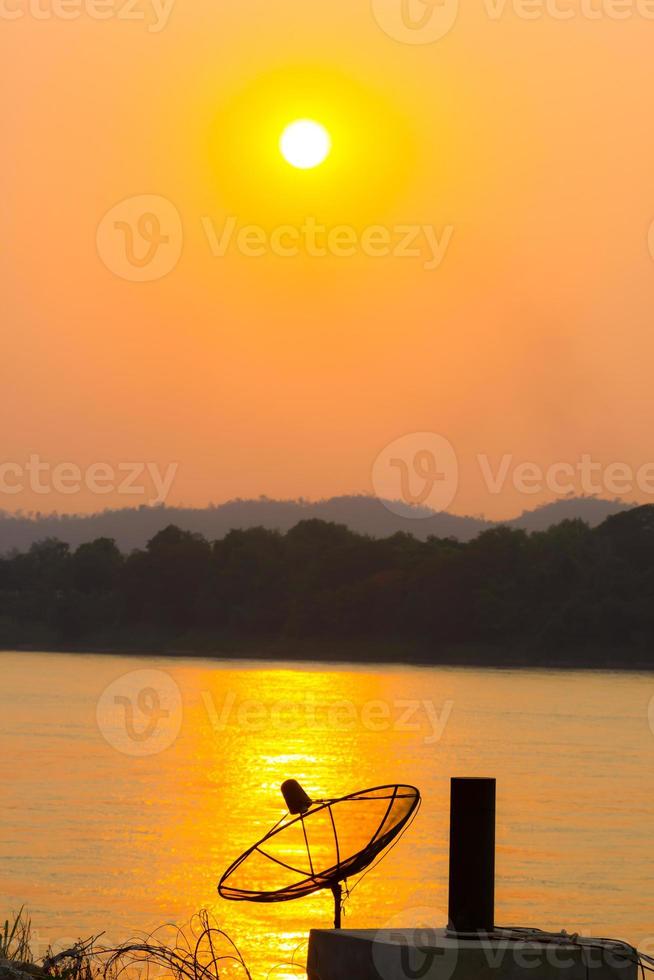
[218,780,421,928]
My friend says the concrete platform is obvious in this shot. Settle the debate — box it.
[307,928,638,980]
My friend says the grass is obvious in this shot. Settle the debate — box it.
[3,910,252,980]
[1,908,33,963]
[99,910,252,980]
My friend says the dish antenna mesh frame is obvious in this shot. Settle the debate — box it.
[218,782,421,928]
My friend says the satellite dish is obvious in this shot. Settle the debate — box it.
[218,780,421,928]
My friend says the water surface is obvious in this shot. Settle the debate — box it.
[2,651,653,978]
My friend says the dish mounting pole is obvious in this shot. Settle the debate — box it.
[331,883,342,929]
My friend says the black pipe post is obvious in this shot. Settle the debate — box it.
[448,777,496,935]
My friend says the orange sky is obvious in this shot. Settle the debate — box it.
[4,0,654,520]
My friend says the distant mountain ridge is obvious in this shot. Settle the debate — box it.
[0,495,635,554]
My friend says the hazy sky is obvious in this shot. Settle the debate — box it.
[4,0,654,519]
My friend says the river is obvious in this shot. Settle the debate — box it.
[2,651,653,979]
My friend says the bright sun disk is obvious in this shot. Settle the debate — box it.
[279,119,331,170]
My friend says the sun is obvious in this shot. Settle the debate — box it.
[279,119,331,170]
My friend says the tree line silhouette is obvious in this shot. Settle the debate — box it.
[1,505,653,664]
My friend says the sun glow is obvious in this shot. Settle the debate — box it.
[279,119,331,169]
[207,66,416,230]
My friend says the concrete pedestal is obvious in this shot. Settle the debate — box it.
[307,928,637,980]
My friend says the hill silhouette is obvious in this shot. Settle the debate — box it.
[1,503,652,667]
[508,496,635,532]
[0,494,634,554]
